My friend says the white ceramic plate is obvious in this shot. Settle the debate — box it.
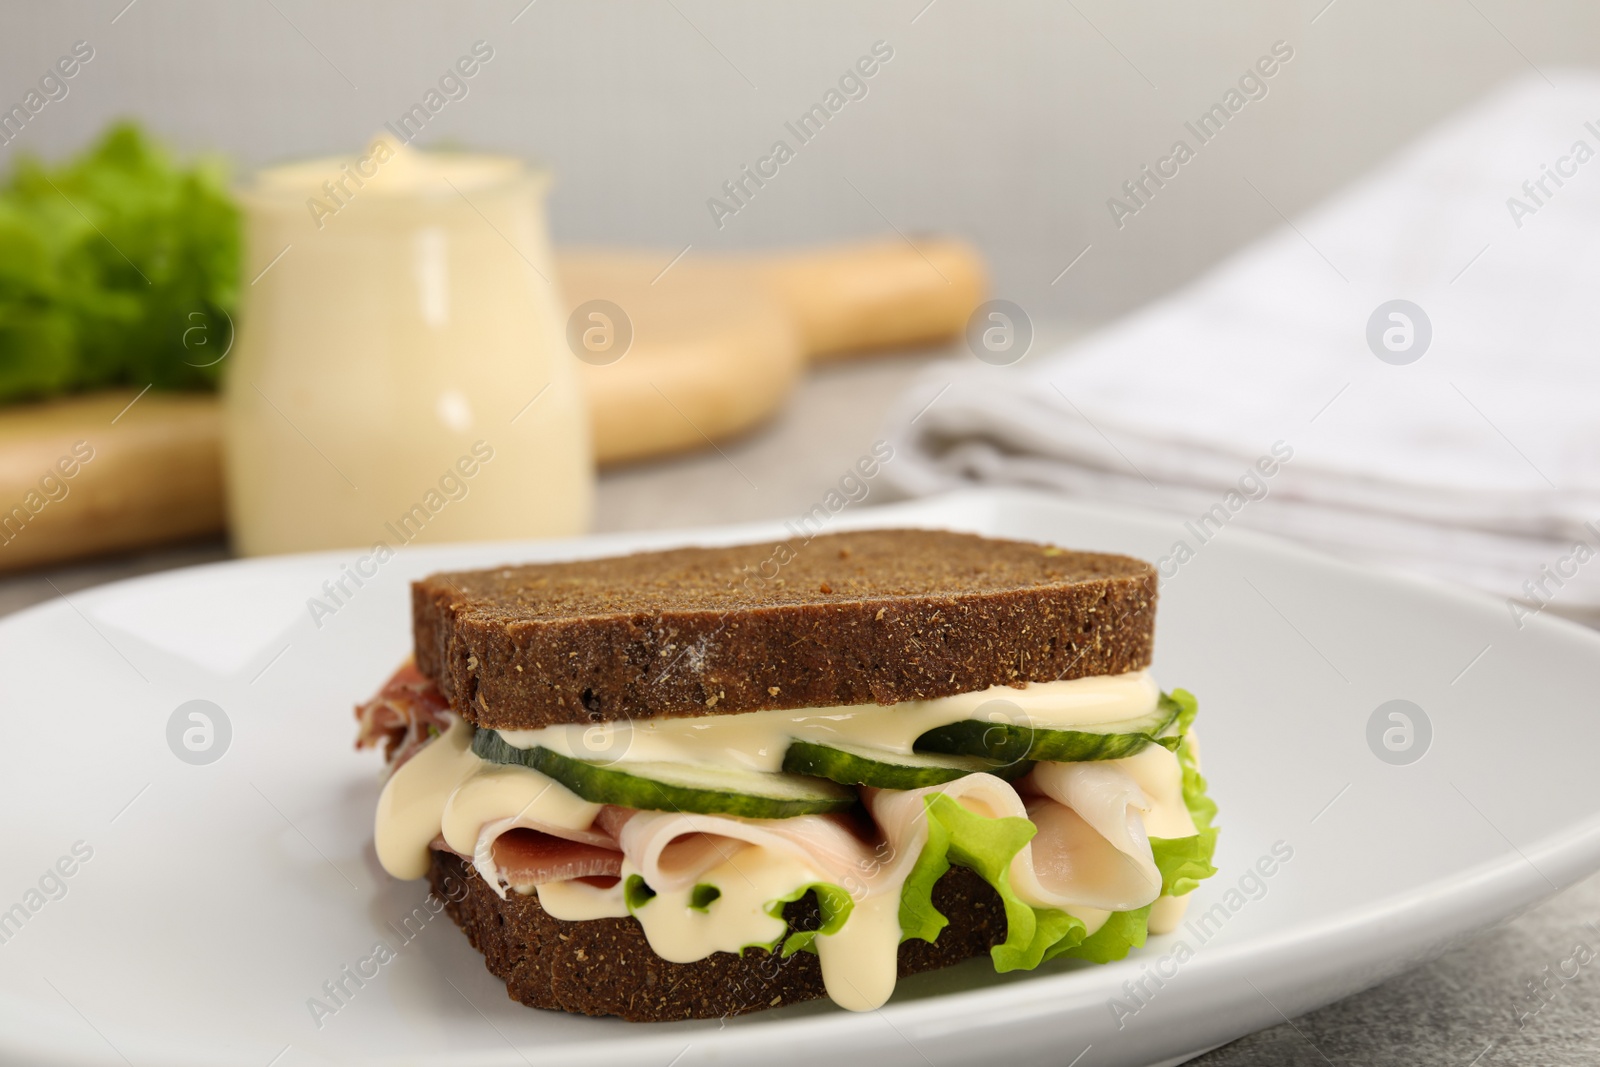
[4,488,1599,1067]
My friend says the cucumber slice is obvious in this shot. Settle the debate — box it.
[782,738,1032,790]
[914,693,1183,764]
[472,730,856,819]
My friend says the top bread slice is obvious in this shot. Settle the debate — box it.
[412,528,1157,730]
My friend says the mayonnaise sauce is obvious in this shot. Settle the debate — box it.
[374,716,480,879]
[374,716,599,880]
[497,670,1161,771]
[439,763,601,856]
[624,848,813,963]
[1147,894,1192,935]
[533,877,629,921]
[371,671,1198,1012]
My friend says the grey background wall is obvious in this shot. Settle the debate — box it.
[5,1,1597,324]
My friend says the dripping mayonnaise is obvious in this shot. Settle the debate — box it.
[372,669,1194,1011]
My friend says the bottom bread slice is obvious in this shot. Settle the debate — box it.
[429,850,1007,1021]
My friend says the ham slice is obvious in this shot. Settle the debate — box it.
[867,768,1165,914]
[617,809,893,896]
[1026,760,1162,910]
[468,810,618,897]
[355,661,454,769]
[1023,796,1159,911]
[490,828,624,886]
[594,804,639,841]
[502,766,1167,914]
[429,828,624,890]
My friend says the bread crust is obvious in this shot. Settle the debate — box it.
[429,850,1006,1021]
[413,529,1157,729]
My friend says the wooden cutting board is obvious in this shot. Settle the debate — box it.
[0,237,984,572]
[571,237,983,463]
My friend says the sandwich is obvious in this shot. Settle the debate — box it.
[354,528,1218,1020]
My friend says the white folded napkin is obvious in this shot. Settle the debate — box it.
[883,71,1600,618]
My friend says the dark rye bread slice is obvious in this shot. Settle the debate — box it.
[413,528,1157,729]
[429,849,1006,1021]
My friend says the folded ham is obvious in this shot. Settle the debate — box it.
[491,828,623,885]
[355,661,453,769]
[359,663,1184,925]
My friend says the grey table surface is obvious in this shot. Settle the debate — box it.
[4,346,1598,1066]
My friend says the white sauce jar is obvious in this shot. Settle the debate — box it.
[224,137,592,555]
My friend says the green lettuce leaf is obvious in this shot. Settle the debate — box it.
[769,882,855,956]
[898,792,1087,971]
[900,687,1221,971]
[1151,831,1218,898]
[0,122,239,403]
[1178,712,1218,823]
[623,873,657,911]
[1055,904,1152,964]
[1166,686,1220,887]
[1168,687,1200,735]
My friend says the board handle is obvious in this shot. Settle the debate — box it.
[753,237,987,361]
